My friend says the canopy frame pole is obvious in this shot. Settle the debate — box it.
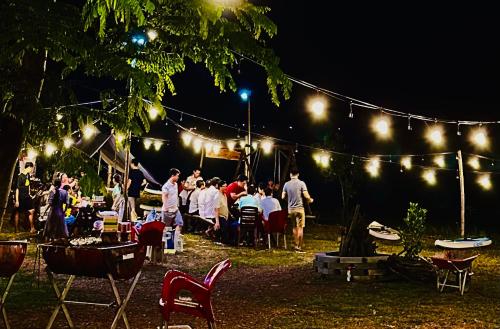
[457,150,465,238]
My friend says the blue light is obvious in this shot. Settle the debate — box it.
[131,34,146,46]
[239,89,251,101]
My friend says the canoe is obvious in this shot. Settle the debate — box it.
[435,237,492,249]
[367,221,400,241]
[0,240,28,277]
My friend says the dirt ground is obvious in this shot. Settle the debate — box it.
[2,224,500,329]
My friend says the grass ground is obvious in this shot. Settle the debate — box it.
[1,223,499,328]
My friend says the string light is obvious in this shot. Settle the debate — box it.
[308,96,327,120]
[204,141,213,153]
[349,102,354,119]
[426,126,445,147]
[261,140,273,154]
[407,116,412,131]
[56,114,63,121]
[213,143,222,154]
[83,124,96,139]
[181,132,193,146]
[468,156,480,170]
[227,140,236,151]
[366,158,380,177]
[147,29,158,41]
[239,140,246,149]
[115,132,125,144]
[193,138,203,153]
[252,141,259,150]
[470,127,489,149]
[27,148,38,159]
[433,155,445,168]
[44,143,57,157]
[371,116,391,139]
[143,139,153,150]
[313,152,330,168]
[422,169,437,186]
[477,174,492,190]
[63,137,74,149]
[154,140,163,151]
[401,157,412,170]
[149,106,159,120]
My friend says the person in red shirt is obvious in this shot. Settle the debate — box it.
[225,174,248,208]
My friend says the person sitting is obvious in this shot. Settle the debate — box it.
[238,185,261,212]
[62,185,78,232]
[187,180,205,233]
[260,187,282,221]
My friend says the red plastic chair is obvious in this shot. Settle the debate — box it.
[264,210,288,249]
[159,259,232,329]
[137,221,166,264]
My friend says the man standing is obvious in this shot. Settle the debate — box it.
[225,174,248,209]
[180,168,203,213]
[161,168,183,234]
[282,168,313,251]
[14,162,36,233]
[127,159,146,217]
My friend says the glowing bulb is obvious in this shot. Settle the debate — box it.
[319,154,330,167]
[470,128,489,149]
[115,133,126,144]
[154,140,163,151]
[149,107,159,120]
[63,137,74,149]
[478,174,492,190]
[204,142,213,153]
[261,140,273,154]
[366,158,380,177]
[422,169,437,185]
[143,139,152,150]
[83,124,96,139]
[426,126,445,147]
[147,29,158,41]
[181,132,193,146]
[56,114,63,121]
[309,97,327,120]
[252,141,258,150]
[227,140,236,151]
[401,157,412,170]
[239,140,246,149]
[213,143,222,154]
[313,153,321,163]
[193,138,202,153]
[44,143,57,157]
[372,116,391,139]
[27,148,38,159]
[433,155,445,168]
[468,156,480,170]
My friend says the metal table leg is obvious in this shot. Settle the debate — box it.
[46,271,75,329]
[110,271,141,329]
[1,274,16,329]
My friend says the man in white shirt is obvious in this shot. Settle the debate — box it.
[162,168,183,234]
[179,168,203,213]
[260,187,281,221]
[187,180,205,233]
[203,178,221,234]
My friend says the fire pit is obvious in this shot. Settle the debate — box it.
[0,240,28,329]
[40,242,146,329]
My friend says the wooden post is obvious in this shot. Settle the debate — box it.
[199,148,204,169]
[457,150,465,238]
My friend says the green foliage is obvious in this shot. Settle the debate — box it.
[400,202,427,260]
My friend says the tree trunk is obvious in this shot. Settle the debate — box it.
[0,117,24,227]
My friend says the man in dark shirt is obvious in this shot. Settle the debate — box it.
[15,162,35,233]
[127,159,146,215]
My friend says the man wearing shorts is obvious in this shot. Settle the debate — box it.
[14,162,36,233]
[161,168,184,234]
[282,168,313,251]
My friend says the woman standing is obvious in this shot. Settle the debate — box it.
[112,174,125,221]
[44,178,69,241]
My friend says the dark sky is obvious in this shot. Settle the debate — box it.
[87,2,500,232]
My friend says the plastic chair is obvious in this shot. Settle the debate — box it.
[430,254,479,295]
[137,221,166,264]
[159,259,232,329]
[238,206,259,247]
[264,210,288,250]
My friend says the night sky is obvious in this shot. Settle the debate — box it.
[78,2,500,232]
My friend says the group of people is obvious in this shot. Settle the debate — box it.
[110,159,147,221]
[159,167,313,251]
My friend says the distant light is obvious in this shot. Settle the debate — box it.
[426,126,445,147]
[204,142,213,153]
[261,140,273,154]
[63,137,74,149]
[372,116,391,139]
[213,143,222,154]
[44,143,57,157]
[238,89,251,102]
[131,34,146,46]
[154,140,163,151]
[56,114,63,121]
[308,96,327,120]
[147,29,158,41]
[252,141,258,150]
[433,155,445,168]
[422,169,437,185]
[227,140,236,151]
[239,140,246,149]
[401,157,412,170]
[181,132,193,146]
[83,124,96,139]
[193,138,203,153]
[313,152,330,168]
[468,156,480,170]
[27,148,38,159]
[366,158,380,177]
[115,132,125,144]
[478,174,492,190]
[143,139,153,150]
[470,128,489,149]
[149,106,159,120]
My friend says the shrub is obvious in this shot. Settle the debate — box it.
[400,202,427,260]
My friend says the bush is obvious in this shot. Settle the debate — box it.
[400,202,427,260]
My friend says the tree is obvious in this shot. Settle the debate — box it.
[0,0,292,219]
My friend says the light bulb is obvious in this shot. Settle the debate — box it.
[252,141,258,150]
[426,126,445,147]
[401,157,412,170]
[63,137,74,149]
[83,124,96,139]
[193,138,202,153]
[56,114,63,121]
[372,116,391,139]
[422,169,437,185]
[470,128,489,149]
[27,148,38,159]
[213,143,222,154]
[434,156,445,168]
[154,140,163,151]
[149,107,159,120]
[478,174,492,190]
[143,139,153,150]
[366,158,380,177]
[44,143,57,157]
[204,142,213,153]
[181,132,193,146]
[468,156,480,170]
[261,140,273,154]
[115,133,125,144]
[147,29,158,41]
[227,140,236,151]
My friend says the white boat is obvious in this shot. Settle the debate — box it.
[144,187,162,195]
[435,237,492,249]
[367,221,401,241]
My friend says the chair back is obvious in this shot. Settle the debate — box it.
[267,210,288,233]
[138,220,166,247]
[240,206,259,228]
[203,259,232,290]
